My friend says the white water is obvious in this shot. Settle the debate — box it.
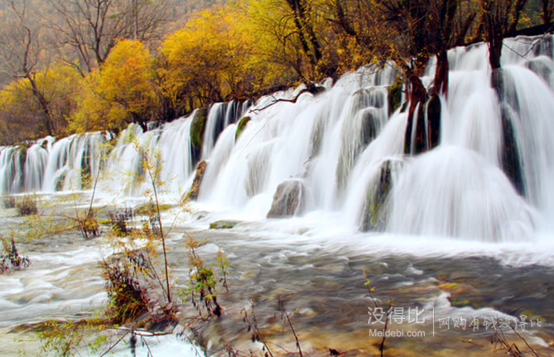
[1,36,554,244]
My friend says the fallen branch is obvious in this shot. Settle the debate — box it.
[249,85,324,113]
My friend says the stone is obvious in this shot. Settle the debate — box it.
[267,179,305,218]
[209,220,240,229]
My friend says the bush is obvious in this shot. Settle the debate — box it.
[2,195,16,208]
[16,194,38,216]
[101,255,150,324]
[1,237,30,273]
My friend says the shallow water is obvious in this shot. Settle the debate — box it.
[2,199,554,357]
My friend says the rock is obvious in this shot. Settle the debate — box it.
[190,108,208,149]
[526,58,552,82]
[209,220,240,229]
[388,77,404,115]
[235,116,251,139]
[500,105,525,195]
[360,161,396,231]
[426,94,441,150]
[491,69,525,195]
[190,108,207,165]
[187,160,207,200]
[267,179,306,218]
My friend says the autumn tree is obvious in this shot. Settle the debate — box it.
[158,2,288,116]
[71,39,156,132]
[0,63,82,143]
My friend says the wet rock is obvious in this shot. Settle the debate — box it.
[388,77,404,115]
[209,220,240,229]
[491,69,525,195]
[267,179,305,218]
[427,94,441,150]
[187,160,207,200]
[190,108,208,164]
[526,58,552,82]
[361,161,395,232]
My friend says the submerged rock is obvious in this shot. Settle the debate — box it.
[209,220,240,229]
[267,179,306,218]
[187,160,207,200]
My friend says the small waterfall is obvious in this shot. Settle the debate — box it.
[42,132,106,192]
[202,101,249,159]
[0,146,24,194]
[24,139,50,192]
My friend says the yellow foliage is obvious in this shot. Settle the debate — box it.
[0,62,82,142]
[71,39,156,133]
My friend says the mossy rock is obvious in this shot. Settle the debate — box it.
[209,220,240,229]
[361,161,395,232]
[235,116,251,139]
[190,108,208,149]
[388,77,404,115]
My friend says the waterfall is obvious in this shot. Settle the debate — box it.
[1,35,554,242]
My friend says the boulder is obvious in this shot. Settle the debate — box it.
[267,179,306,218]
[209,220,240,229]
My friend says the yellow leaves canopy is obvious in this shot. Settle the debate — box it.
[71,39,156,133]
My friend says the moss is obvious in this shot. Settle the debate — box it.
[361,161,393,231]
[235,116,251,140]
[190,108,208,149]
[388,76,404,115]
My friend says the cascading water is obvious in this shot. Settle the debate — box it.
[1,35,554,243]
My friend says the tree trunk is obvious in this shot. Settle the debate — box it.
[433,50,449,96]
[404,71,429,155]
[26,74,54,135]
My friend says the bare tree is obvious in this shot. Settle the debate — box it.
[0,0,55,135]
[46,0,171,75]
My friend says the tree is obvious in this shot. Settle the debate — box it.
[0,0,56,135]
[46,0,171,75]
[158,2,286,116]
[540,0,553,24]
[479,0,528,70]
[71,39,156,132]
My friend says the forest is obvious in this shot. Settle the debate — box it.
[0,0,552,145]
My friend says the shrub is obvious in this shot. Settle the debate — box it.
[2,195,16,208]
[101,255,150,324]
[16,194,38,216]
